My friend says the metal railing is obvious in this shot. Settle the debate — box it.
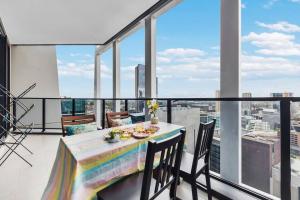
[11,96,300,200]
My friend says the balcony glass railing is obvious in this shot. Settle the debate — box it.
[9,97,299,200]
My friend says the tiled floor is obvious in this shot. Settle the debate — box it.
[0,134,214,200]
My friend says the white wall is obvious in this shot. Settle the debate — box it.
[11,46,61,129]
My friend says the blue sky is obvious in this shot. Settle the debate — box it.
[57,0,300,98]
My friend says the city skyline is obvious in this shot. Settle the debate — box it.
[57,0,300,98]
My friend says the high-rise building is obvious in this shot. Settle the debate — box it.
[215,90,220,113]
[135,64,145,99]
[135,64,158,112]
[208,130,281,195]
[270,92,293,97]
[242,92,252,98]
[210,137,220,173]
[270,92,293,110]
[272,158,300,199]
[291,130,300,156]
[200,112,220,130]
[61,99,86,115]
[291,131,300,148]
[245,119,270,132]
[242,92,252,115]
[135,64,145,112]
[242,131,280,194]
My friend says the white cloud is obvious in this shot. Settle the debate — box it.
[69,53,92,58]
[157,54,220,82]
[121,65,136,80]
[59,45,300,92]
[256,21,300,33]
[70,53,80,57]
[100,62,112,79]
[241,55,300,79]
[241,3,246,9]
[158,48,206,57]
[243,32,300,56]
[128,56,171,64]
[58,61,112,79]
[58,62,94,79]
[157,56,172,63]
[263,0,278,9]
[155,47,300,83]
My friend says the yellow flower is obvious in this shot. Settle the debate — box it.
[146,100,151,106]
[153,103,159,110]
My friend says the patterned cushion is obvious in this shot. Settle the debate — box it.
[111,117,132,127]
[65,122,97,136]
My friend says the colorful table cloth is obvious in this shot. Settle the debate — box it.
[42,122,184,200]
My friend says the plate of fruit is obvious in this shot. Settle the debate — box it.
[145,125,160,134]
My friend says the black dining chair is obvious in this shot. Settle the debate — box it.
[178,119,216,200]
[97,129,186,200]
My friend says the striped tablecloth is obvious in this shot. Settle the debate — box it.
[42,122,184,200]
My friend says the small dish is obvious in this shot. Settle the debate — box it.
[104,134,120,143]
[132,132,149,139]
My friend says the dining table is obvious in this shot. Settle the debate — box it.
[42,122,184,200]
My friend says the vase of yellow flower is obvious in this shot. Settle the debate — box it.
[147,100,159,124]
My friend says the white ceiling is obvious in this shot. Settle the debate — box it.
[0,0,159,45]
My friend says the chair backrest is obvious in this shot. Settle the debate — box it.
[61,115,96,136]
[141,130,186,200]
[106,111,129,128]
[192,119,216,175]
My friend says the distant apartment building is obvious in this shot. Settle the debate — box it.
[262,108,280,130]
[242,131,280,194]
[135,64,158,112]
[270,92,293,98]
[270,92,293,110]
[242,92,252,115]
[215,90,220,113]
[246,119,270,132]
[242,115,272,135]
[61,99,87,115]
[210,136,220,173]
[291,131,300,148]
[207,130,281,195]
[200,112,220,130]
[272,158,300,200]
[291,130,300,156]
[135,64,145,112]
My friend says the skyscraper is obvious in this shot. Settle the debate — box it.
[215,90,220,113]
[135,64,158,112]
[270,92,293,110]
[242,131,280,194]
[242,92,252,115]
[135,64,145,99]
[135,64,145,112]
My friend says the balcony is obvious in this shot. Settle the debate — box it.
[0,0,299,200]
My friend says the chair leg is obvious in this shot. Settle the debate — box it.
[205,166,212,200]
[170,178,178,199]
[191,180,198,200]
